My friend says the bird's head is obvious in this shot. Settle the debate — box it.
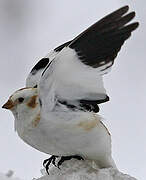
[2,87,39,119]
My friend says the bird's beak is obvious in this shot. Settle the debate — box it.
[2,100,14,110]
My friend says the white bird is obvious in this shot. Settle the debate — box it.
[2,6,138,173]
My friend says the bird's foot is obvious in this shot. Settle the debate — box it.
[57,155,84,168]
[43,155,58,175]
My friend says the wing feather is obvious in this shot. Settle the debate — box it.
[69,9,138,69]
[39,6,139,111]
[26,41,72,87]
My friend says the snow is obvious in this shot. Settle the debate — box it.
[35,159,138,180]
[0,171,22,180]
[0,160,138,180]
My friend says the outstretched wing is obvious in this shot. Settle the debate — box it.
[26,40,72,87]
[69,6,138,69]
[39,6,139,112]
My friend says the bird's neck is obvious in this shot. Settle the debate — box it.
[14,104,40,136]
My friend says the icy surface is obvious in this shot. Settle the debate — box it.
[35,159,137,180]
[0,171,22,180]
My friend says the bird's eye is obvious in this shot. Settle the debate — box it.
[18,97,24,103]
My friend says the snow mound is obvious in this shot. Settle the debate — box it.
[0,171,22,180]
[36,159,137,180]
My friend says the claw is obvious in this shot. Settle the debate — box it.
[43,155,58,174]
[52,156,57,167]
[57,155,84,168]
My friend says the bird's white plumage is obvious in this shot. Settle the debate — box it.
[26,69,43,88]
[39,47,107,112]
[8,89,116,168]
[26,50,58,88]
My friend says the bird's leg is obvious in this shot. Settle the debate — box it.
[43,155,58,175]
[52,156,57,167]
[57,155,84,168]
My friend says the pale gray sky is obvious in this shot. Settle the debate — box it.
[0,0,145,179]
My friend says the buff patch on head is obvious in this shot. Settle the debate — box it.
[27,95,38,108]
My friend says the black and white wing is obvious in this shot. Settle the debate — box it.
[26,40,72,87]
[39,6,139,112]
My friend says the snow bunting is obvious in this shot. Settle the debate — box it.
[2,6,139,173]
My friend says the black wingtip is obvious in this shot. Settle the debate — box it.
[114,12,136,28]
[69,6,139,68]
[127,11,136,19]
[126,22,139,32]
[109,5,129,17]
[110,5,129,17]
[119,5,129,13]
[133,22,139,30]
